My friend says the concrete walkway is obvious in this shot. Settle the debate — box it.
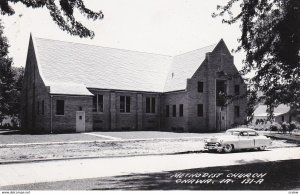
[265,133,300,142]
[0,147,299,187]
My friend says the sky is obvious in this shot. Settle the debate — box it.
[2,0,245,69]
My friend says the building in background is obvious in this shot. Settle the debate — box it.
[21,35,247,133]
[253,104,300,124]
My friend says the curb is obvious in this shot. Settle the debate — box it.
[0,150,206,165]
[0,136,206,147]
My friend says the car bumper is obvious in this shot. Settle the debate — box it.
[204,144,223,151]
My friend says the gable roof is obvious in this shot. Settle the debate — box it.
[163,44,216,92]
[254,104,291,117]
[31,36,225,95]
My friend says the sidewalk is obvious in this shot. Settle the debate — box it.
[0,147,299,187]
[265,133,300,142]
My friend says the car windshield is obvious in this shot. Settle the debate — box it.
[225,131,240,136]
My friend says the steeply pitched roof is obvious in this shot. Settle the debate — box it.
[254,104,291,117]
[32,36,220,94]
[164,44,216,92]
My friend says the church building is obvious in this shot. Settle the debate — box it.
[21,35,247,133]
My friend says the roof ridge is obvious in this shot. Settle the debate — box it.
[34,36,217,58]
[174,43,217,57]
[34,37,173,58]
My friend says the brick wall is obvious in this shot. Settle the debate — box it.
[115,92,137,130]
[89,90,161,131]
[161,91,187,131]
[89,90,111,131]
[21,36,51,133]
[185,41,247,132]
[21,36,94,134]
[142,93,160,130]
[51,95,93,133]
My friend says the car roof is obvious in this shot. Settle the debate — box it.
[226,128,256,132]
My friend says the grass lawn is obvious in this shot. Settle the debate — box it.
[0,136,298,163]
[0,129,106,144]
[0,129,221,144]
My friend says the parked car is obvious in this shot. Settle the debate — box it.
[204,128,272,153]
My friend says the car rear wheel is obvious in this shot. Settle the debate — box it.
[258,145,266,151]
[223,144,233,153]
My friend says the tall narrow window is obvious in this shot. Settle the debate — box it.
[126,96,131,112]
[179,104,183,117]
[120,96,131,113]
[56,100,64,115]
[93,94,103,112]
[234,106,240,118]
[42,100,44,115]
[93,95,97,112]
[235,85,240,95]
[198,81,204,93]
[172,105,176,117]
[216,80,226,106]
[37,101,40,115]
[120,96,125,112]
[197,104,203,117]
[98,95,103,112]
[146,97,156,113]
[166,105,169,117]
[151,98,156,113]
[146,97,151,113]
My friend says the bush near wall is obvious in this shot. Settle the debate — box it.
[0,116,20,130]
[243,121,300,133]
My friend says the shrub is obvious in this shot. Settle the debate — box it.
[281,122,290,134]
[270,122,282,132]
[289,121,300,133]
[294,121,300,129]
[289,121,296,133]
[246,121,272,131]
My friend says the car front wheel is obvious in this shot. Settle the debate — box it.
[223,144,233,153]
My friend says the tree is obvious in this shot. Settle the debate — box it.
[0,19,15,124]
[0,1,103,126]
[0,0,104,38]
[10,66,24,118]
[213,0,300,121]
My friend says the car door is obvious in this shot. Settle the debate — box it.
[247,131,257,148]
[252,132,268,147]
[238,132,255,149]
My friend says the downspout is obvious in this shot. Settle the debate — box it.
[50,95,53,134]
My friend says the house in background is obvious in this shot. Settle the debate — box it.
[253,104,300,124]
[21,35,247,133]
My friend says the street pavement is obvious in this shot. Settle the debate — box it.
[0,147,299,187]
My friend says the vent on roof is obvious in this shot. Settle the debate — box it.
[171,72,174,78]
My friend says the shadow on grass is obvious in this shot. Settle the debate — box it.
[1,160,299,190]
[90,159,300,190]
